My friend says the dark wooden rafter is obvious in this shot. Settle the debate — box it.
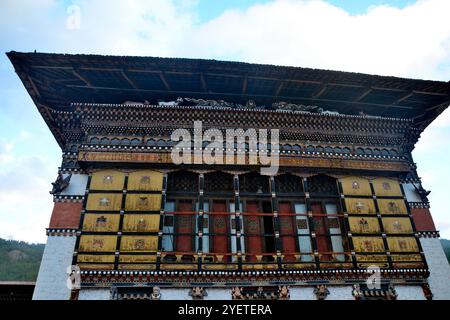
[121,68,138,89]
[392,91,414,105]
[200,72,208,92]
[354,88,372,102]
[72,68,92,87]
[159,71,171,91]
[274,81,284,97]
[242,74,248,94]
[312,83,328,99]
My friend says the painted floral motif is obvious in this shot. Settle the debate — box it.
[382,182,391,190]
[99,197,110,207]
[137,218,147,231]
[358,218,369,231]
[92,238,104,249]
[103,175,113,184]
[140,176,151,184]
[138,196,149,207]
[134,239,146,250]
[96,216,107,228]
[352,181,360,189]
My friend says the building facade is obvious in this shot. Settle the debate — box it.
[7,51,450,300]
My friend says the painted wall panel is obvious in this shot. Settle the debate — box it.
[340,176,371,196]
[82,214,120,232]
[127,170,163,191]
[122,214,160,232]
[86,193,122,211]
[120,235,158,252]
[78,235,117,252]
[125,194,161,211]
[348,217,380,233]
[386,237,419,252]
[345,198,376,214]
[382,217,413,234]
[352,237,385,252]
[90,170,125,190]
[372,178,402,196]
[377,199,407,215]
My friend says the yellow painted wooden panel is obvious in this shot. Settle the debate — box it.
[356,254,388,262]
[160,264,197,270]
[122,214,160,232]
[86,193,122,211]
[377,199,407,215]
[386,237,419,252]
[348,217,380,233]
[390,254,422,261]
[119,255,157,263]
[352,237,385,252]
[120,235,158,252]
[118,264,157,270]
[82,214,120,232]
[78,264,115,270]
[90,170,125,190]
[382,217,413,234]
[345,198,376,214]
[340,176,372,196]
[372,178,402,196]
[125,194,161,211]
[79,235,117,252]
[128,170,164,191]
[77,254,115,263]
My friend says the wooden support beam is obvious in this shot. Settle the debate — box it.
[27,75,41,99]
[242,75,248,94]
[274,82,284,97]
[200,73,208,92]
[159,72,171,91]
[312,84,328,99]
[121,69,138,89]
[72,68,92,87]
[354,88,372,102]
[392,91,414,105]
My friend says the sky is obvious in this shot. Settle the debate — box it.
[0,0,449,243]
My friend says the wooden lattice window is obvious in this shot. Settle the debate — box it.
[240,172,270,193]
[308,175,338,194]
[204,171,234,192]
[275,174,303,193]
[167,171,198,192]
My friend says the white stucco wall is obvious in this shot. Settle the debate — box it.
[60,173,88,195]
[290,286,353,300]
[420,238,450,299]
[402,183,422,202]
[78,288,111,300]
[33,235,77,300]
[395,285,426,300]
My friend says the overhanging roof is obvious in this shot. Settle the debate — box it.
[7,51,450,132]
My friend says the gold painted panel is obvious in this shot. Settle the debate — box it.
[382,217,413,234]
[356,254,388,262]
[386,237,419,252]
[82,214,120,232]
[119,255,157,263]
[77,254,115,263]
[78,264,115,270]
[390,254,422,261]
[392,262,425,268]
[377,199,407,215]
[127,170,164,191]
[79,235,117,252]
[118,264,157,270]
[120,235,158,252]
[348,217,380,233]
[125,194,161,211]
[340,176,372,196]
[345,198,376,214]
[372,178,402,196]
[352,237,386,252]
[86,193,122,211]
[160,264,197,270]
[122,214,160,232]
[90,170,125,190]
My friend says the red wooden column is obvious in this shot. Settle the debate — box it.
[244,201,263,262]
[278,202,296,262]
[211,201,229,257]
[311,202,332,261]
[176,200,194,253]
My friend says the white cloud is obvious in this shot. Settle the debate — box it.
[1,0,450,242]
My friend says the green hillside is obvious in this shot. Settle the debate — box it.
[0,238,45,281]
[441,239,450,264]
